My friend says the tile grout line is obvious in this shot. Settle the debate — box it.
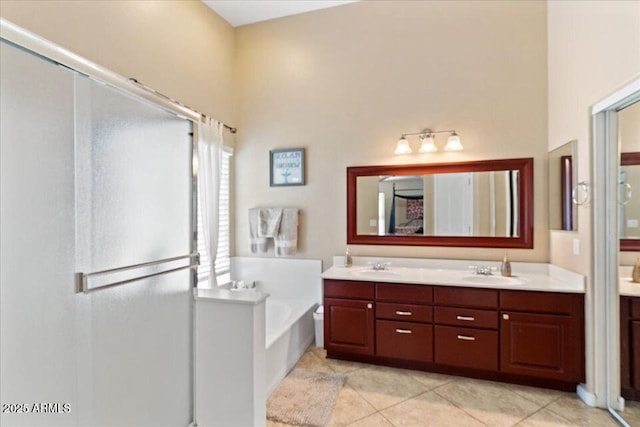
[431,387,490,427]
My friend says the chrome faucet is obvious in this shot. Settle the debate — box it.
[369,261,390,271]
[469,265,495,276]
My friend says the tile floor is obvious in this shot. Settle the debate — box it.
[267,347,640,427]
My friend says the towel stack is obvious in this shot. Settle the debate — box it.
[249,208,299,256]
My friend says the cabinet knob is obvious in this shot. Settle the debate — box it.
[503,313,509,320]
[367,303,373,309]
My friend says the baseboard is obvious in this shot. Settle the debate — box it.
[577,383,598,407]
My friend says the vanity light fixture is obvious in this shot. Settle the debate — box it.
[394,128,463,155]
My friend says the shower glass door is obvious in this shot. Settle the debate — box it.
[1,38,194,427]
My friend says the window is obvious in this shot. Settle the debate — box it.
[197,147,233,285]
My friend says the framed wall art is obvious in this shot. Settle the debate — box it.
[270,148,305,186]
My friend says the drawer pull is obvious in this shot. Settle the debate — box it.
[457,335,476,341]
[395,310,413,316]
[395,328,413,334]
[456,315,475,321]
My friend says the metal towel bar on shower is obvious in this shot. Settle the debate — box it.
[75,252,199,294]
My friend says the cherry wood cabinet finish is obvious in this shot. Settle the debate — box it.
[631,298,640,318]
[324,279,374,300]
[323,279,585,391]
[376,283,432,304]
[376,320,433,362]
[434,286,498,309]
[346,158,534,248]
[633,322,640,390]
[500,290,579,315]
[621,296,640,401]
[324,298,374,355]
[500,311,581,382]
[434,306,498,329]
[377,302,433,323]
[434,325,499,371]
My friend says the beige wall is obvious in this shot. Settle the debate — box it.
[547,0,640,400]
[235,0,549,268]
[548,0,640,274]
[0,0,237,126]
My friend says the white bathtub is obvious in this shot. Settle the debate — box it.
[230,257,322,396]
[265,297,317,395]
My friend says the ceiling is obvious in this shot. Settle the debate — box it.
[202,0,358,27]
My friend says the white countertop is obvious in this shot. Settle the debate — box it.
[322,262,585,294]
[195,288,269,305]
[620,266,640,297]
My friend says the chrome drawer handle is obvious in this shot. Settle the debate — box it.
[457,335,476,341]
[456,315,475,321]
[395,328,412,334]
[395,311,412,316]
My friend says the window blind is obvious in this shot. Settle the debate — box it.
[197,148,232,283]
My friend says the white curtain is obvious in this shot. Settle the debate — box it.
[198,117,224,288]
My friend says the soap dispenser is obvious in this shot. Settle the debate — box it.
[500,254,512,277]
[632,258,640,283]
[345,247,353,268]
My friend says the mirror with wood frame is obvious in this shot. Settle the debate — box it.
[620,152,640,251]
[347,158,534,248]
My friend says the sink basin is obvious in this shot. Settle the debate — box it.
[460,275,525,285]
[351,269,400,278]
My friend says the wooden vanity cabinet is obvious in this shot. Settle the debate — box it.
[323,279,585,390]
[434,287,499,371]
[621,296,640,400]
[375,283,433,362]
[324,280,375,355]
[499,290,584,383]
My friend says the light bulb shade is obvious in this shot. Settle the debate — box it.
[419,135,437,153]
[394,137,412,155]
[444,132,463,151]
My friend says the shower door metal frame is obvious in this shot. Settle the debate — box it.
[1,17,204,424]
[592,77,640,426]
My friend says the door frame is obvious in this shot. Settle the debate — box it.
[592,77,640,421]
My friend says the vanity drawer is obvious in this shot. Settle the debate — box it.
[377,303,432,323]
[630,298,640,319]
[500,290,580,315]
[376,283,432,304]
[434,306,498,329]
[434,287,498,309]
[324,279,374,300]
[434,325,498,371]
[376,320,433,362]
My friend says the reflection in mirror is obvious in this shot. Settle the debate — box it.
[620,153,640,246]
[548,141,577,231]
[620,101,640,252]
[347,158,533,248]
[357,171,520,238]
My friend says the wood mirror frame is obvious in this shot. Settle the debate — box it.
[621,152,640,251]
[347,157,534,248]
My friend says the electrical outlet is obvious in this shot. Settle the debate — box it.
[369,219,377,227]
[628,219,639,228]
[573,238,580,255]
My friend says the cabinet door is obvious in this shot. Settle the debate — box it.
[500,311,581,382]
[324,298,374,355]
[632,321,640,390]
